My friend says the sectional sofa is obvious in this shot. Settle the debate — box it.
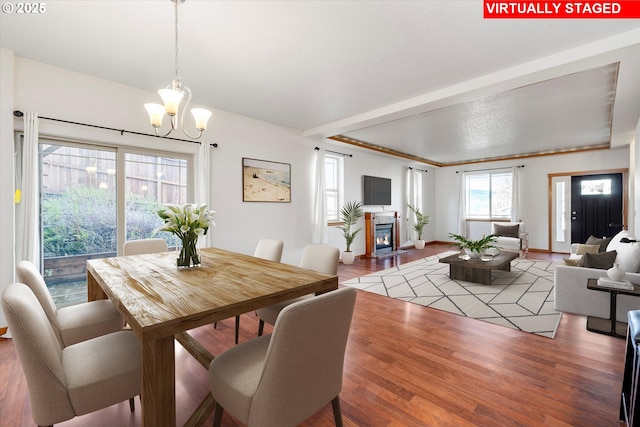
[554,230,640,322]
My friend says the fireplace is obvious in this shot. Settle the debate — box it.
[375,224,393,254]
[365,211,399,258]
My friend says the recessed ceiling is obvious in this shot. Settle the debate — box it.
[1,1,638,165]
[334,63,619,166]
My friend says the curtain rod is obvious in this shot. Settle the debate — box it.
[456,165,524,173]
[408,167,428,173]
[13,110,219,148]
[314,146,353,157]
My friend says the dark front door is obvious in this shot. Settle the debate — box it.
[570,173,623,243]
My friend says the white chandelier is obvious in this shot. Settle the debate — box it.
[145,0,211,139]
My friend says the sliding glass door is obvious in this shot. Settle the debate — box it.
[39,139,191,307]
[40,142,117,306]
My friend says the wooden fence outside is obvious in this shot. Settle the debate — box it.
[43,252,116,285]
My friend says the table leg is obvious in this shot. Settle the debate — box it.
[611,291,618,335]
[449,265,491,285]
[87,271,107,301]
[500,263,511,272]
[142,336,176,427]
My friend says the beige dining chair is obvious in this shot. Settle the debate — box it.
[16,260,124,347]
[257,244,339,336]
[122,238,168,256]
[208,286,356,427]
[214,238,284,344]
[2,282,141,427]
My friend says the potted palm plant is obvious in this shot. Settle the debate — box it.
[448,233,498,258]
[339,201,364,264]
[408,204,430,249]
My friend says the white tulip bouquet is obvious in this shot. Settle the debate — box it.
[157,203,215,267]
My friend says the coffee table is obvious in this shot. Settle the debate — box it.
[439,251,519,285]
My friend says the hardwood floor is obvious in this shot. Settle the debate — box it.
[0,244,627,426]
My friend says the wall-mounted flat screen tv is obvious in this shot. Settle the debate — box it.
[363,175,392,206]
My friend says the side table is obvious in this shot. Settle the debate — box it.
[586,278,640,338]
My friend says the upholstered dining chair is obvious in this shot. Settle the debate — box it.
[16,260,124,347]
[2,282,141,427]
[214,238,284,344]
[122,238,168,256]
[256,244,339,336]
[208,286,357,427]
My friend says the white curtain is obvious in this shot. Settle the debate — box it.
[311,148,327,244]
[197,142,213,247]
[457,172,466,236]
[15,112,40,266]
[405,168,416,243]
[511,165,522,222]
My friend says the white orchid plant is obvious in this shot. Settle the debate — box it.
[157,203,215,267]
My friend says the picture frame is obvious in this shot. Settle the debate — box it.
[242,157,291,202]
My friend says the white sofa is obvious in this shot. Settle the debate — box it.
[491,222,528,257]
[554,231,640,322]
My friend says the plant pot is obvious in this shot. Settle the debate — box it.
[342,251,356,265]
[414,240,425,249]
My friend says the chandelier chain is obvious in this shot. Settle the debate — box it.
[174,0,179,80]
[145,0,210,139]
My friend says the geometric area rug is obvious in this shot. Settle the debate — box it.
[342,250,563,338]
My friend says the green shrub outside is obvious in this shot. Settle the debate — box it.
[42,185,175,257]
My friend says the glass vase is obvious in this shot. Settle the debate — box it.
[177,237,201,269]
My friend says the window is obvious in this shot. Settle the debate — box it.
[465,170,512,220]
[555,181,566,243]
[39,138,192,307]
[580,178,612,195]
[124,152,189,247]
[324,154,343,222]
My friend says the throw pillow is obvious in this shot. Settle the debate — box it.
[563,258,580,266]
[494,224,520,238]
[578,250,617,269]
[575,244,600,256]
[585,235,613,253]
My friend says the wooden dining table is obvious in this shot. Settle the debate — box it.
[86,247,339,427]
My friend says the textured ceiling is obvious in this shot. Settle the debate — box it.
[1,1,639,165]
[336,63,619,165]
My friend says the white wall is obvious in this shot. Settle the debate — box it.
[324,148,436,255]
[0,49,16,332]
[434,148,632,251]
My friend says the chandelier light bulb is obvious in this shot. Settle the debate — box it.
[144,103,166,128]
[158,88,184,116]
[191,108,212,131]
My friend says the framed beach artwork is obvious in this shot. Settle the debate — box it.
[242,158,291,202]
